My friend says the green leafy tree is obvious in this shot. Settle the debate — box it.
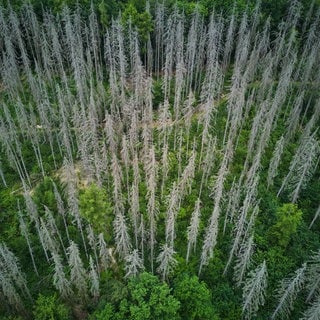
[93,303,114,320]
[176,1,208,16]
[173,274,218,320]
[98,0,120,27]
[79,184,113,241]
[125,272,180,319]
[32,177,56,212]
[33,294,70,320]
[268,204,303,248]
[94,272,180,319]
[121,3,153,44]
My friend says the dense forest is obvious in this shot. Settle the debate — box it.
[0,0,320,319]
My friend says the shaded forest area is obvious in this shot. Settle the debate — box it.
[0,0,320,319]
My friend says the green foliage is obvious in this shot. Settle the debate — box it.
[125,272,180,319]
[259,247,294,282]
[50,0,81,12]
[93,303,114,320]
[268,203,303,248]
[201,251,242,319]
[79,183,113,240]
[173,274,218,320]
[98,0,121,27]
[176,1,208,16]
[152,79,164,110]
[32,177,56,212]
[122,3,153,43]
[33,294,70,320]
[94,272,180,319]
[0,188,21,242]
[260,0,288,26]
